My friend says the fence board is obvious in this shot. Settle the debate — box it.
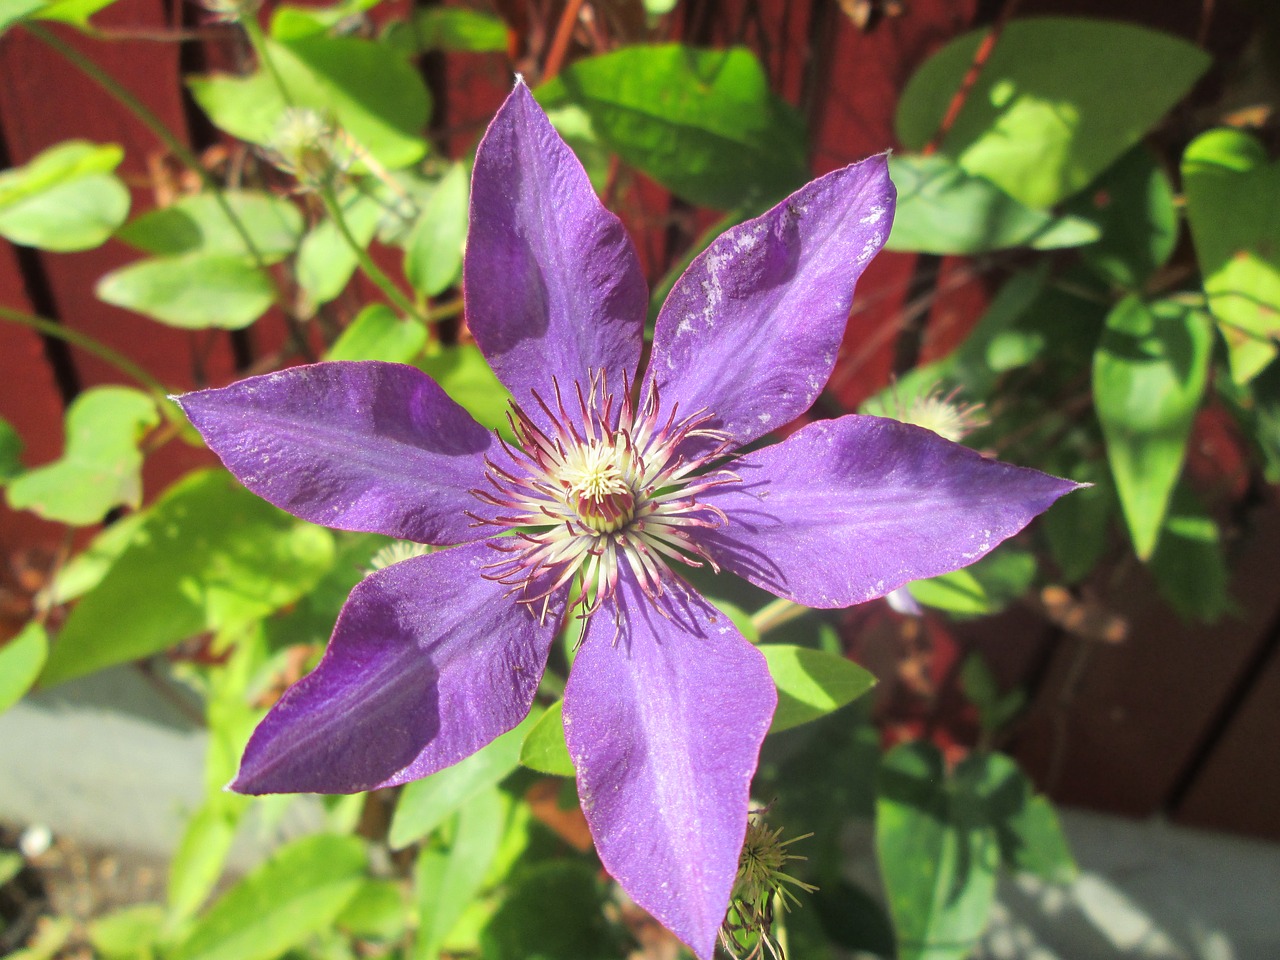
[1012,497,1280,816]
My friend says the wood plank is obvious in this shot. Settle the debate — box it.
[1012,496,1280,816]
[1174,633,1280,841]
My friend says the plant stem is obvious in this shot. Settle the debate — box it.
[240,15,293,108]
[26,24,268,273]
[318,183,427,323]
[0,305,169,400]
[752,597,809,636]
[28,22,318,362]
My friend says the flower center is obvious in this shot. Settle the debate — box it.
[468,372,736,617]
[564,447,636,534]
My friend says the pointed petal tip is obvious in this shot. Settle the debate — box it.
[566,579,773,960]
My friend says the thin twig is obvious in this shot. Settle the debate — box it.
[318,184,428,324]
[543,0,588,81]
[0,305,169,401]
[922,0,1024,155]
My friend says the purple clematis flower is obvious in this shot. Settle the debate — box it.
[177,82,1078,958]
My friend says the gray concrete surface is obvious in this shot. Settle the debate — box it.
[2,667,1277,958]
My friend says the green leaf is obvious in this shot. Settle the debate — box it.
[0,416,22,482]
[412,788,509,960]
[270,0,381,39]
[40,469,335,686]
[960,653,1024,735]
[543,104,612,193]
[704,595,759,643]
[6,387,159,525]
[543,44,808,210]
[0,622,48,714]
[117,191,303,263]
[389,710,539,849]
[896,18,1209,208]
[405,161,468,298]
[966,751,1076,885]
[297,188,383,307]
[1042,459,1112,583]
[0,0,50,36]
[876,741,1000,960]
[907,545,1037,616]
[7,915,72,960]
[759,644,876,732]
[337,879,407,942]
[1093,295,1212,559]
[41,510,146,606]
[1149,486,1234,623]
[519,699,574,776]
[89,904,166,958]
[417,343,513,433]
[0,140,129,251]
[887,153,1099,255]
[388,7,508,53]
[32,0,117,28]
[1242,359,1280,483]
[0,848,22,885]
[1183,128,1280,384]
[172,835,366,960]
[96,253,276,330]
[1071,146,1178,291]
[188,33,429,170]
[326,304,427,362]
[168,803,243,921]
[481,861,620,960]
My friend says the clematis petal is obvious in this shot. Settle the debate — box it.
[645,155,894,453]
[465,81,648,415]
[178,361,494,545]
[231,540,565,794]
[696,415,1080,608]
[563,573,776,960]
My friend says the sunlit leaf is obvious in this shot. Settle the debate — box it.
[876,741,999,960]
[297,187,383,307]
[417,342,513,433]
[1093,296,1212,559]
[1183,128,1280,384]
[405,161,468,298]
[0,622,47,715]
[896,18,1209,208]
[31,0,117,28]
[760,644,876,732]
[0,140,129,251]
[6,387,159,525]
[40,469,335,686]
[188,32,429,170]
[389,710,539,849]
[96,253,276,330]
[326,304,427,362]
[907,545,1037,616]
[520,699,574,776]
[117,190,304,263]
[337,879,407,942]
[887,153,1098,254]
[89,904,166,959]
[172,835,366,960]
[387,7,508,54]
[541,44,807,210]
[413,788,509,960]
